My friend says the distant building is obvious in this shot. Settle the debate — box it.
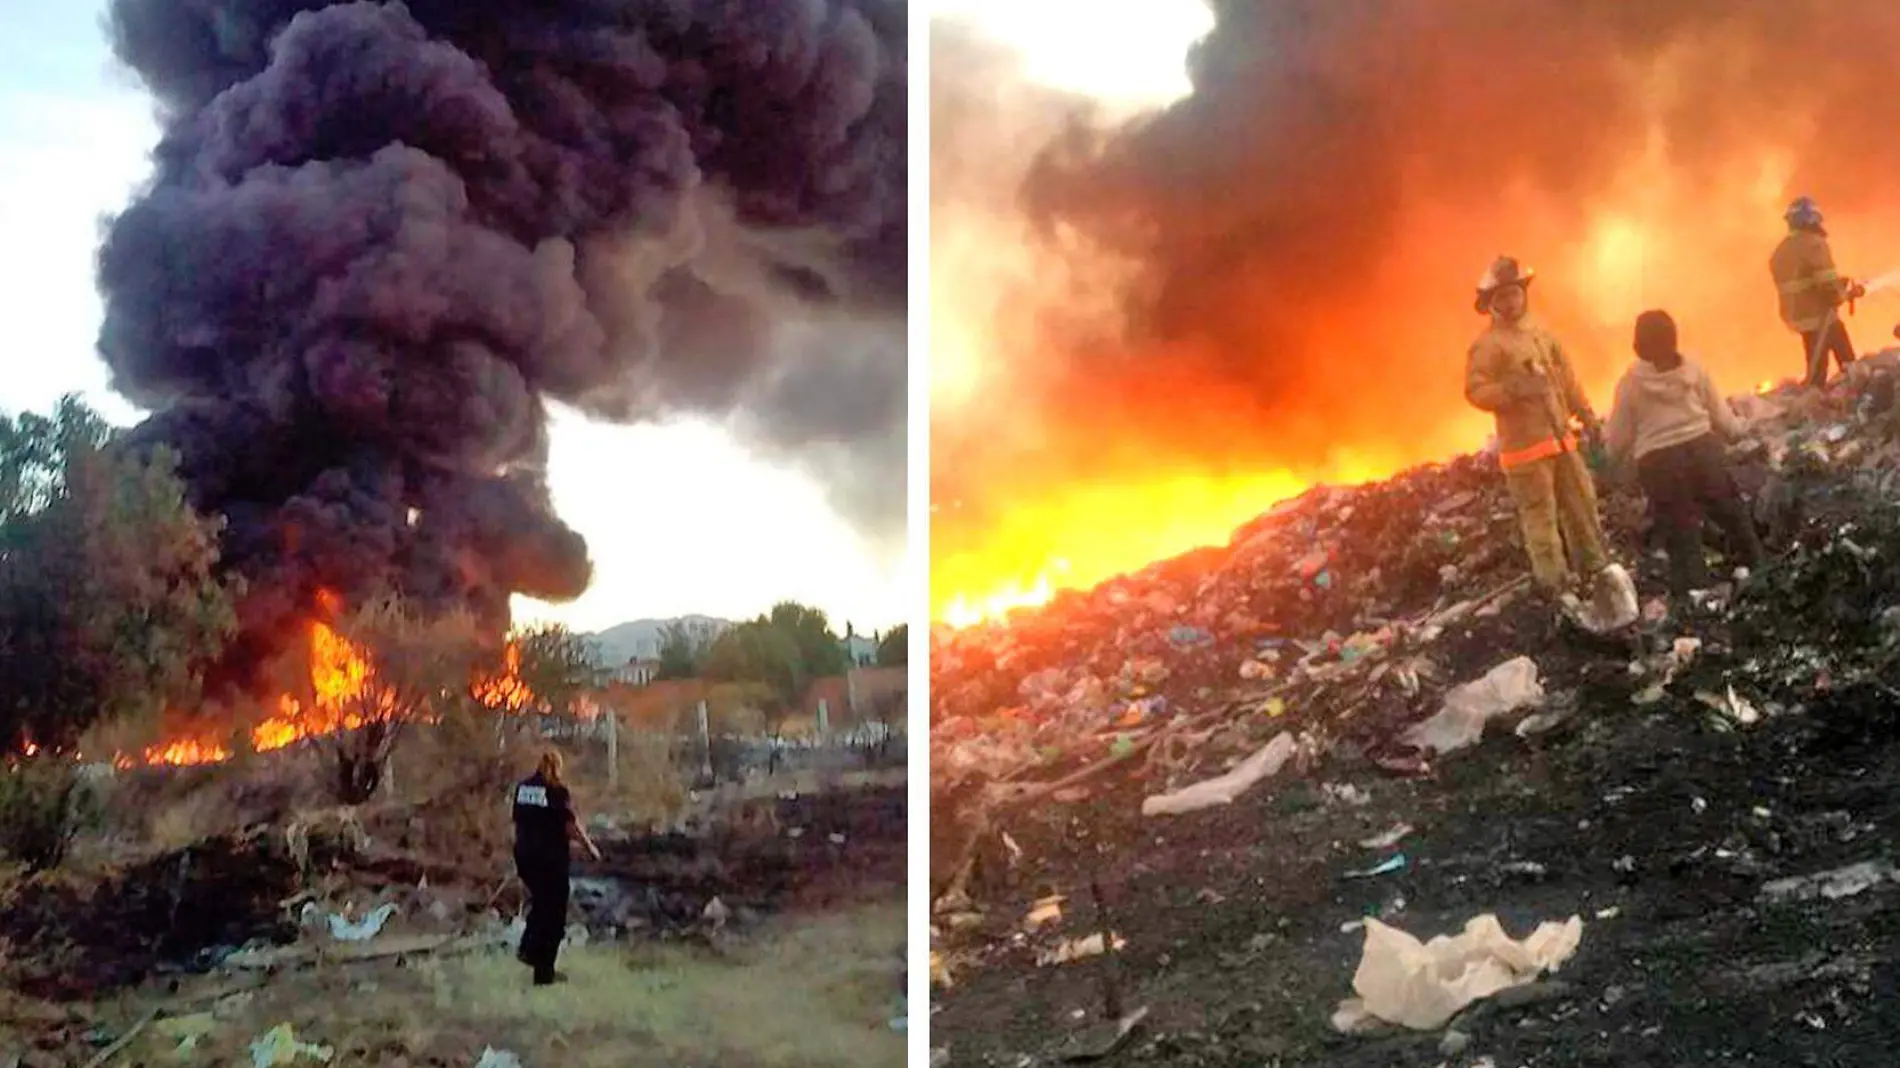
[610,656,663,686]
[842,634,878,668]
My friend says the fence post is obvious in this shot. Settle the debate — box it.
[817,698,830,739]
[606,706,619,789]
[696,699,712,780]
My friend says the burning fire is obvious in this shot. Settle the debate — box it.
[140,599,534,767]
[472,642,533,712]
[929,17,1900,629]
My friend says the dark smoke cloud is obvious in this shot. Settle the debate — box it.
[95,0,905,684]
[936,0,1900,507]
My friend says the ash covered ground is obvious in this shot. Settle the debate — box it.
[930,353,1900,1067]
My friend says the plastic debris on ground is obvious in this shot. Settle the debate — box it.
[155,1012,218,1054]
[1359,824,1414,850]
[473,1049,525,1068]
[1331,913,1584,1032]
[1057,1005,1151,1062]
[1401,657,1544,755]
[1322,782,1372,806]
[1037,932,1126,966]
[1759,860,1899,904]
[1024,895,1064,930]
[1561,563,1640,634]
[1140,731,1312,816]
[319,901,399,942]
[1346,854,1408,879]
[249,1023,334,1067]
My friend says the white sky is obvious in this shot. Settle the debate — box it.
[0,0,904,637]
[931,0,1213,110]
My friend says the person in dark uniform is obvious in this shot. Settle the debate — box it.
[512,749,601,985]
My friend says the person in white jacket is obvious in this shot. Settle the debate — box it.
[1604,310,1766,599]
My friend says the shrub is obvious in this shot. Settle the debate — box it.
[0,761,102,871]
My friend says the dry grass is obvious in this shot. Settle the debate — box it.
[46,901,906,1068]
[143,780,237,852]
[574,728,691,825]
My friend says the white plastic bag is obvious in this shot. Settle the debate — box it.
[1333,913,1583,1032]
[1401,658,1543,754]
[326,902,398,942]
[1141,732,1306,816]
[1564,564,1639,634]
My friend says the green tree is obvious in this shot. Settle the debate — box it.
[506,622,600,715]
[701,619,806,722]
[0,393,111,530]
[655,620,714,680]
[0,398,240,757]
[767,601,848,678]
[875,624,909,667]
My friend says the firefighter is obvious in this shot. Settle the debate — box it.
[1464,255,1616,601]
[1770,196,1866,388]
[1603,309,1765,600]
[512,748,601,986]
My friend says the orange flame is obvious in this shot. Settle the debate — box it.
[928,22,1900,631]
[138,597,534,767]
[930,169,1900,628]
[472,642,534,712]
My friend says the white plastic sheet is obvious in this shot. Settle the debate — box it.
[1332,913,1584,1032]
[1401,658,1544,755]
[326,902,398,942]
[1140,732,1306,816]
[1566,563,1640,634]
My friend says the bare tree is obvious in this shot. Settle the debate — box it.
[321,595,482,804]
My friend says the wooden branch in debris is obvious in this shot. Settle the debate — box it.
[221,930,511,972]
[79,1009,158,1068]
[1417,575,1531,631]
[161,978,272,1012]
[1089,878,1123,1021]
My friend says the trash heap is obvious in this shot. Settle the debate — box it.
[929,348,1900,823]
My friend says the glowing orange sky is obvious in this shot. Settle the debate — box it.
[929,9,1900,625]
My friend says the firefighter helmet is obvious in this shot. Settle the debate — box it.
[1785,196,1824,230]
[1475,255,1536,314]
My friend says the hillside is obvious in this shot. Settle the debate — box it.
[583,615,732,665]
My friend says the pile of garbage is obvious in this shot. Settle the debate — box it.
[929,348,1900,821]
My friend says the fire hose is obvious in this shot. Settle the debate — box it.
[1808,266,1900,384]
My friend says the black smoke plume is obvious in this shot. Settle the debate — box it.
[96,0,906,686]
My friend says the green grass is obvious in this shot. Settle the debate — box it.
[432,905,907,1067]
